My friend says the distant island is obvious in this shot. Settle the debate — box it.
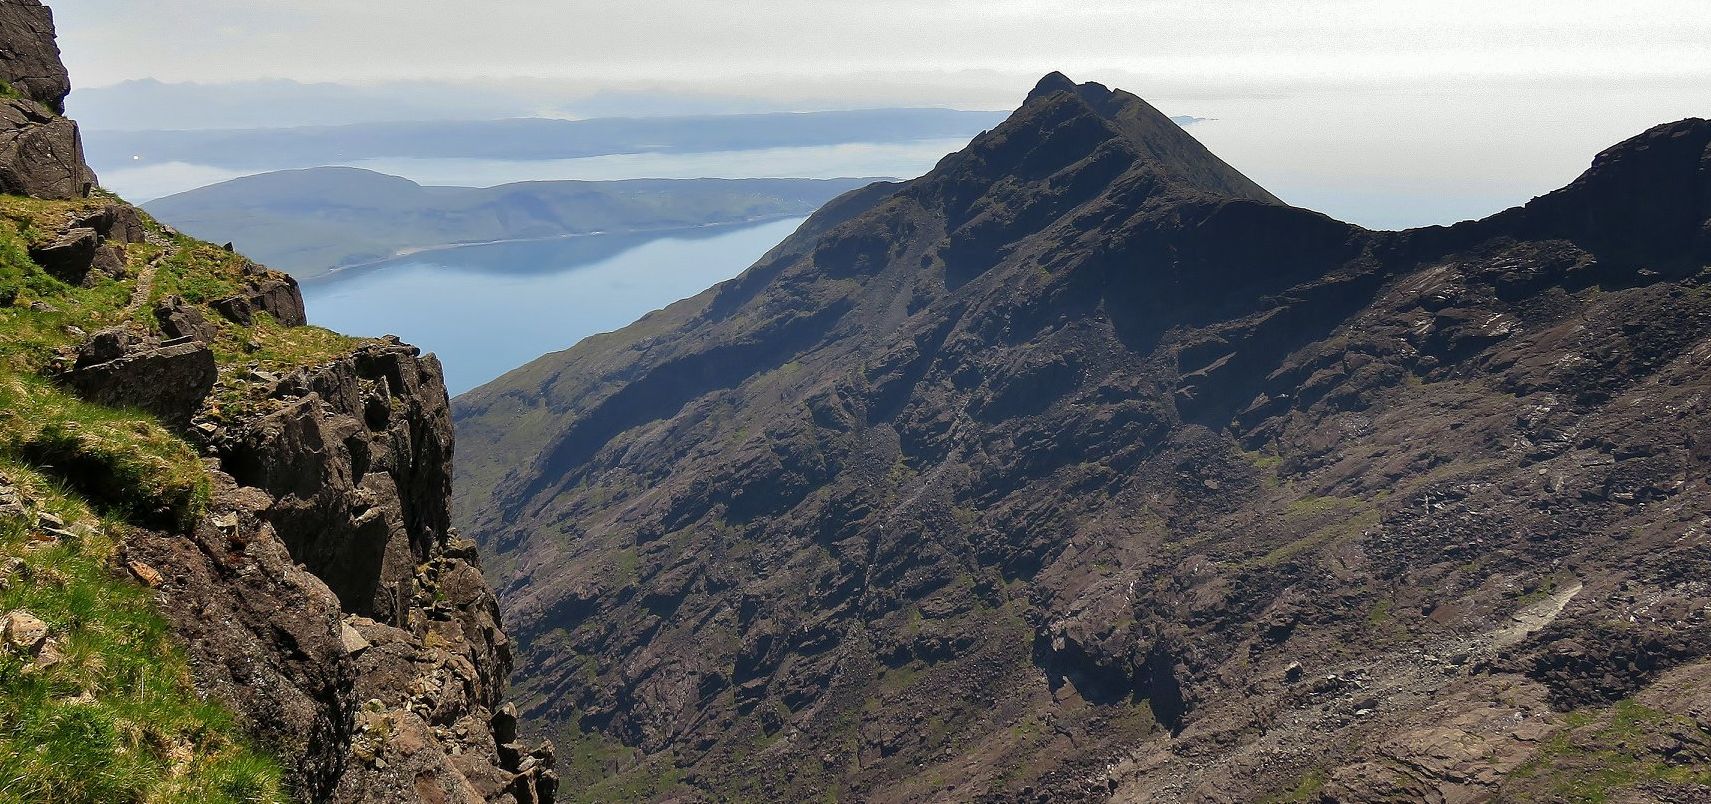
[86,108,1010,172]
[144,168,877,277]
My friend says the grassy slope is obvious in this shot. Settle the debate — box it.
[0,191,364,803]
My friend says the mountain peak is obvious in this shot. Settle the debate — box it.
[1026,70,1079,102]
[1007,71,1280,204]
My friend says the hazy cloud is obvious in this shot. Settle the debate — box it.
[54,0,1711,96]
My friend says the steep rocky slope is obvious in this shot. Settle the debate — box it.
[456,72,1711,801]
[0,3,553,801]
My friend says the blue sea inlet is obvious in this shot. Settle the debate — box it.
[299,216,808,395]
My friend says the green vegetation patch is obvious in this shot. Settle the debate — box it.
[1248,496,1379,568]
[150,238,249,306]
[1260,768,1328,803]
[553,717,687,804]
[0,464,285,804]
[1239,448,1284,488]
[0,375,209,530]
[1503,699,1711,803]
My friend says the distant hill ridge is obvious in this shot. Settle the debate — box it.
[146,168,876,277]
[85,107,1011,172]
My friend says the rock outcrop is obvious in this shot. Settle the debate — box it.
[0,1,90,200]
[455,72,1711,802]
[153,294,219,342]
[62,327,217,428]
[23,202,142,285]
[0,0,70,112]
[120,335,559,801]
[80,272,558,803]
[212,264,309,326]
[212,338,456,625]
[0,96,92,199]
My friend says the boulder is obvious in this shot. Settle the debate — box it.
[254,277,308,325]
[27,225,97,284]
[211,295,255,326]
[2,609,48,655]
[213,275,307,327]
[339,622,371,656]
[125,560,163,588]
[0,98,92,199]
[154,295,219,343]
[63,327,217,429]
[73,325,138,367]
[74,204,148,244]
[88,243,125,283]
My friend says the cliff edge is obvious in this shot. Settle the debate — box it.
[0,3,555,802]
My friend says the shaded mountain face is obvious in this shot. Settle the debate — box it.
[455,74,1711,802]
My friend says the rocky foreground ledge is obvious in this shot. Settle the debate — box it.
[0,1,556,801]
[118,332,559,803]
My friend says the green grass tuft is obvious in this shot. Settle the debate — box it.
[0,375,209,530]
[0,464,286,804]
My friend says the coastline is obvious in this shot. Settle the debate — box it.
[301,213,809,282]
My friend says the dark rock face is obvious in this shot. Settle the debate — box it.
[0,1,94,200]
[456,74,1711,801]
[123,459,558,804]
[62,327,216,429]
[121,472,359,798]
[86,318,558,801]
[216,338,455,621]
[0,96,90,199]
[107,321,557,802]
[0,0,71,112]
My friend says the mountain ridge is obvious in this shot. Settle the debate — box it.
[455,73,1711,802]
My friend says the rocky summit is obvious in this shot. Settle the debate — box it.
[0,3,554,802]
[456,72,1711,801]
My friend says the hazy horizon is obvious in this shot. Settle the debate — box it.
[52,2,1711,91]
[49,2,1711,230]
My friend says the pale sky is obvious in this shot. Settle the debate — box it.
[54,1,1711,95]
[50,1,1711,229]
